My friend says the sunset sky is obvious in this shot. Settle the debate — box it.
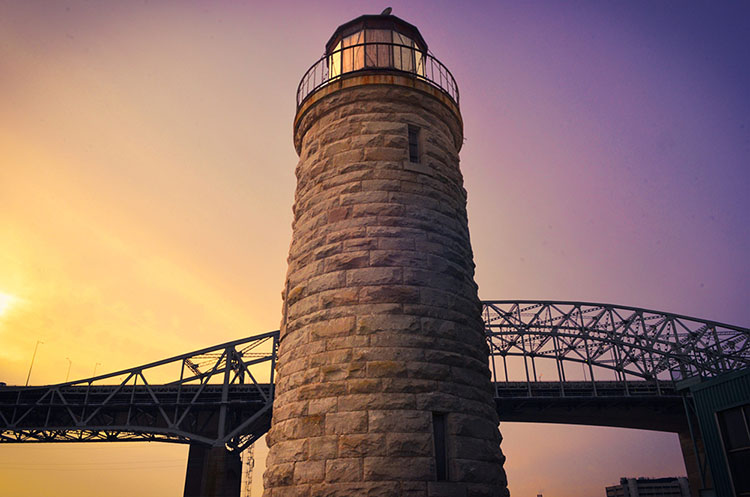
[1,1,749,496]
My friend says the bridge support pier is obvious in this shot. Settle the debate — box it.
[678,429,711,497]
[183,444,242,497]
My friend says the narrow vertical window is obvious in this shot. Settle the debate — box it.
[408,125,420,163]
[433,412,447,481]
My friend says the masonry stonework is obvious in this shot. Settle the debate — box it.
[263,78,510,497]
[263,15,510,493]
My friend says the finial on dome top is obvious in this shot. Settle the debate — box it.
[380,7,392,15]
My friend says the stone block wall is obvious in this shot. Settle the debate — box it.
[264,83,509,497]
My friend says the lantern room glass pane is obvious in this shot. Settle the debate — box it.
[328,40,342,79]
[415,49,425,77]
[366,29,392,68]
[393,32,415,72]
[342,31,365,73]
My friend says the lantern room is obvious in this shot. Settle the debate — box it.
[325,13,428,79]
[295,10,459,117]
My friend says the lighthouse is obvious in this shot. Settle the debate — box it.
[265,10,509,497]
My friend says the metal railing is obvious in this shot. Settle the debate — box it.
[296,42,459,108]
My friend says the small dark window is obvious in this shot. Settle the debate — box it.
[408,125,420,163]
[433,412,447,481]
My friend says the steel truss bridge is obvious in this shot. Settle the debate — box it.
[1,300,748,495]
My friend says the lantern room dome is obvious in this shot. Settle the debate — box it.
[325,14,428,54]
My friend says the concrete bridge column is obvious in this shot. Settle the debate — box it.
[183,444,242,497]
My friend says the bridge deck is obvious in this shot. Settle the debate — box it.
[0,384,273,446]
[1,380,683,445]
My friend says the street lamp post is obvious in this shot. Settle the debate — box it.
[25,340,44,386]
[93,362,101,377]
[65,357,72,383]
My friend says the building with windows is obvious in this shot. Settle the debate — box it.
[606,477,691,497]
[678,368,750,497]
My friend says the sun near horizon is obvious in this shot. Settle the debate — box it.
[0,292,20,318]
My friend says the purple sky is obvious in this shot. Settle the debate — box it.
[1,1,748,496]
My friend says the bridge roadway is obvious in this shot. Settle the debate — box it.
[0,383,274,446]
[0,380,685,443]
[495,380,685,432]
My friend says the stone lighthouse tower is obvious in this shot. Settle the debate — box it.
[264,11,509,497]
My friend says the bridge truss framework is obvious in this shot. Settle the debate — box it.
[1,300,748,497]
[1,301,748,448]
